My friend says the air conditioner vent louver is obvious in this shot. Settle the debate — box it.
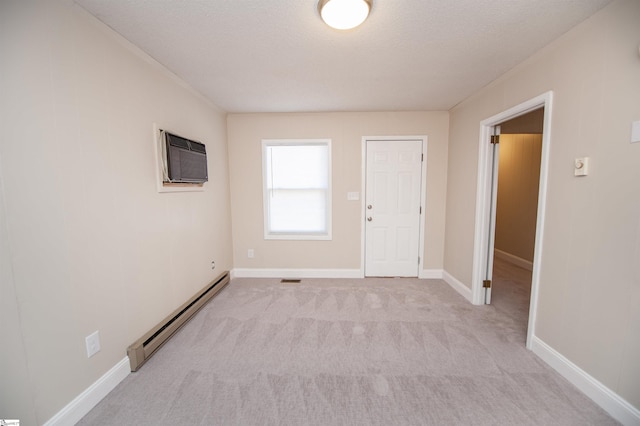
[189,141,206,154]
[167,134,190,149]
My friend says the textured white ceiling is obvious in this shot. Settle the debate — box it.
[75,0,612,113]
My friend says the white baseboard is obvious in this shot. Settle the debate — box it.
[232,268,363,279]
[531,336,640,426]
[494,248,533,271]
[43,357,130,426]
[442,270,473,303]
[232,268,445,280]
[419,269,443,279]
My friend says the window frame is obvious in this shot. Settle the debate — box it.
[261,139,332,241]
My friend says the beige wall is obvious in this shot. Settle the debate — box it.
[227,112,449,272]
[494,134,542,262]
[0,164,38,425]
[0,0,233,423]
[445,0,640,409]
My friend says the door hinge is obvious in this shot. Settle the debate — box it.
[418,256,420,264]
[421,153,424,162]
[419,206,422,214]
[483,279,492,288]
[490,135,500,144]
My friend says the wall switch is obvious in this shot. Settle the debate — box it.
[574,157,589,176]
[85,331,100,358]
[631,120,640,143]
[347,192,360,201]
[247,249,255,258]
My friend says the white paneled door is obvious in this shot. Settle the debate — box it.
[365,140,423,277]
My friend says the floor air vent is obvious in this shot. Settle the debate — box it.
[127,271,230,371]
[280,279,301,283]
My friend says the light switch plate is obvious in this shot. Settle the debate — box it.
[631,120,640,143]
[347,192,360,201]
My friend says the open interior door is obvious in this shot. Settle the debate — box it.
[484,126,501,304]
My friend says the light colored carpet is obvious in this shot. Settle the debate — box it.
[78,261,617,425]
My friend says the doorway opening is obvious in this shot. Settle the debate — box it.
[491,109,544,341]
[471,92,553,349]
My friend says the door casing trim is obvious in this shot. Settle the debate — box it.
[472,91,553,349]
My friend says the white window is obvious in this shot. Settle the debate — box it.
[262,139,332,240]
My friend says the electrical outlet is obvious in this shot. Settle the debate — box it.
[248,249,255,258]
[85,331,101,358]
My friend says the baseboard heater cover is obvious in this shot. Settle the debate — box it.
[127,271,230,372]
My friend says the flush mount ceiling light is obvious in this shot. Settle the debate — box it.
[318,0,372,30]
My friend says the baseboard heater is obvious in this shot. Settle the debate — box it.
[127,271,230,372]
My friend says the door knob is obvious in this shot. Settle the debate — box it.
[367,217,372,221]
[367,205,372,209]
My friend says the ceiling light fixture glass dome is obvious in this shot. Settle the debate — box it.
[318,0,372,30]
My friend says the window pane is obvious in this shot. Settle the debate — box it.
[263,140,331,239]
[268,189,326,233]
[267,145,329,189]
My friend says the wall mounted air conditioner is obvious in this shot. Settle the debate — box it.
[161,130,208,184]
